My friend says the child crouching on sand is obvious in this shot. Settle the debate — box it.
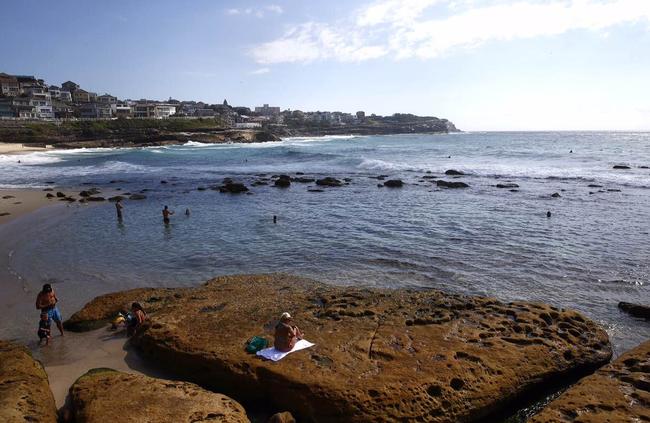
[38,312,51,345]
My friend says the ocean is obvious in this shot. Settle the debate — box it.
[1,132,648,353]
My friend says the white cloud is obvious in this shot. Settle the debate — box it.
[250,67,271,75]
[251,0,650,64]
[226,4,284,18]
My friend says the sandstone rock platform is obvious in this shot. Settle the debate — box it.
[530,340,650,423]
[67,274,613,422]
[68,368,250,423]
[0,340,57,423]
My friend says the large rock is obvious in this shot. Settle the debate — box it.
[437,180,469,188]
[220,182,249,193]
[70,274,612,422]
[383,179,404,188]
[68,368,249,423]
[618,301,650,319]
[315,177,342,187]
[530,340,650,423]
[0,340,57,423]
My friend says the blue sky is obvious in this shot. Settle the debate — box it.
[2,0,650,130]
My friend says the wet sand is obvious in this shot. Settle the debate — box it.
[0,188,72,225]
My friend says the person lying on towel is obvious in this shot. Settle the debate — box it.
[274,312,304,352]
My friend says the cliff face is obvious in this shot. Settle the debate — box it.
[66,274,612,422]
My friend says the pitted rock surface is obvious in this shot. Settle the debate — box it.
[69,368,249,423]
[0,340,57,423]
[530,340,650,423]
[71,274,612,422]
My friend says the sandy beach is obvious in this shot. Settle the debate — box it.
[0,142,54,155]
[0,188,153,409]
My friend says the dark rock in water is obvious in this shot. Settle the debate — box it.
[530,340,650,423]
[437,180,469,188]
[509,189,519,192]
[316,177,342,187]
[129,194,147,200]
[588,184,603,188]
[79,191,91,197]
[496,183,519,189]
[551,192,561,198]
[383,179,404,188]
[422,175,437,179]
[274,177,291,188]
[46,181,55,184]
[79,198,87,203]
[220,182,249,194]
[269,411,296,423]
[68,369,249,423]
[87,196,105,202]
[197,186,207,191]
[0,212,10,216]
[426,170,432,174]
[2,195,15,199]
[589,191,595,195]
[46,193,55,198]
[445,169,464,175]
[252,181,268,186]
[639,166,649,169]
[373,175,388,180]
[618,302,650,319]
[607,189,621,192]
[343,178,352,182]
[160,180,168,184]
[63,197,76,202]
[43,188,53,191]
[613,165,631,169]
[295,172,304,175]
[69,274,612,423]
[108,196,125,202]
[377,184,383,188]
[0,340,57,423]
[307,189,324,192]
[223,177,234,184]
[292,177,315,183]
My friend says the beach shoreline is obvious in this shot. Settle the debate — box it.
[0,142,54,155]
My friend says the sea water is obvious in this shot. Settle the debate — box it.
[0,132,648,353]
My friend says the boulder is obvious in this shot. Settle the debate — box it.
[496,183,519,189]
[108,196,125,202]
[292,177,315,183]
[445,169,464,175]
[587,184,603,188]
[618,302,650,319]
[43,188,53,192]
[551,192,561,198]
[68,368,249,423]
[46,193,54,198]
[0,340,57,423]
[315,177,342,187]
[437,180,469,188]
[613,165,631,169]
[268,411,296,423]
[197,186,207,191]
[71,274,612,422]
[530,340,650,423]
[56,191,66,198]
[274,176,291,188]
[383,179,404,188]
[86,197,105,202]
[220,183,249,194]
[128,194,147,200]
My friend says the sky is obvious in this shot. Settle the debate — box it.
[1,0,650,131]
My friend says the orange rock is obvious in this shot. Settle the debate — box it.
[68,368,249,423]
[530,340,650,423]
[0,340,57,423]
[71,274,612,422]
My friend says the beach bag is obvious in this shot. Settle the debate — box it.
[245,336,268,353]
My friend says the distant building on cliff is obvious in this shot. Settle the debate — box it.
[255,104,281,116]
[0,73,20,96]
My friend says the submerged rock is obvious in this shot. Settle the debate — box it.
[0,340,57,423]
[551,192,561,198]
[70,274,612,422]
[220,182,249,194]
[530,340,650,423]
[496,183,519,189]
[274,175,291,188]
[613,165,631,169]
[383,179,404,188]
[128,194,146,200]
[315,177,342,187]
[618,302,650,319]
[68,368,249,423]
[437,180,469,188]
[445,169,464,175]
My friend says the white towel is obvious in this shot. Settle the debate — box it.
[256,339,315,361]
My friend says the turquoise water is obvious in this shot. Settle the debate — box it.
[1,132,648,352]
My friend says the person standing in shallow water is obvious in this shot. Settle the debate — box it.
[35,283,64,336]
[115,199,124,221]
[162,205,174,224]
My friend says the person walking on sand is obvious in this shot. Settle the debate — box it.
[35,283,64,336]
[274,312,303,352]
[115,199,124,221]
[162,205,174,224]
